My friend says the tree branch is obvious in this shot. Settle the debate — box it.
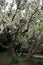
[0,42,13,49]
[20,8,38,34]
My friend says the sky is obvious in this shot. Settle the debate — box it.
[6,0,42,3]
[2,0,42,12]
[6,0,15,3]
[3,0,17,11]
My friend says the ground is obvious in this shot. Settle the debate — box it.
[0,51,43,65]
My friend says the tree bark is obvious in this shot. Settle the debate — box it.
[10,47,16,57]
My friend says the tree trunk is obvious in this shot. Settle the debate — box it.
[10,47,16,57]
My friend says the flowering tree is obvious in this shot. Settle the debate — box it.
[0,0,43,65]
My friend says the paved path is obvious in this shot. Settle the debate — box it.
[33,54,43,59]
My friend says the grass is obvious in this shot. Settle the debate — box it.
[0,51,43,65]
[30,58,43,65]
[0,51,11,59]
